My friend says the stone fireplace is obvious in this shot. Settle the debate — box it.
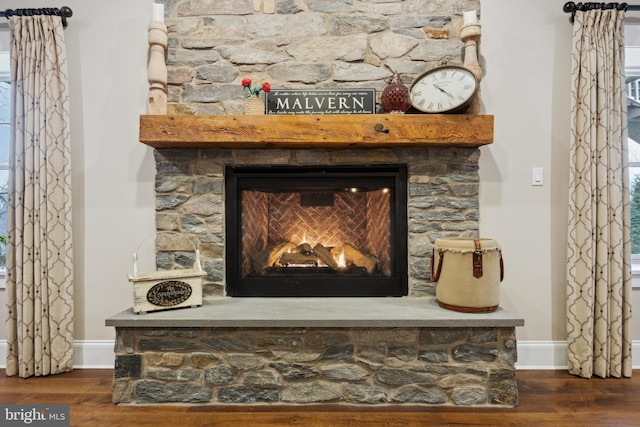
[106,114,524,407]
[105,0,524,408]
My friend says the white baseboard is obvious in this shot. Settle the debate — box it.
[0,340,638,370]
[0,340,115,369]
[516,341,570,369]
[516,340,640,370]
[71,340,115,369]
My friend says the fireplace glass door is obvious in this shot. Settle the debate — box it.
[225,165,408,297]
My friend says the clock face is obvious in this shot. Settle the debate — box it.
[410,66,478,113]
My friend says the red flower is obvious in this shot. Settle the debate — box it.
[242,77,271,98]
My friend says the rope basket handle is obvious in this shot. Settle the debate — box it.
[430,248,444,282]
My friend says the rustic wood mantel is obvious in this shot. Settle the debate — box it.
[139,114,494,149]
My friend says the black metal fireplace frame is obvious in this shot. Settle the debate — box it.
[225,165,408,297]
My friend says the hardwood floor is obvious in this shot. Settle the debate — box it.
[0,369,638,426]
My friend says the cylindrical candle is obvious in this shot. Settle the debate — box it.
[463,10,477,24]
[152,3,165,23]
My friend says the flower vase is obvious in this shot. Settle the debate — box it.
[245,96,265,115]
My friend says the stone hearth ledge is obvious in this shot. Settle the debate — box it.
[105,297,524,328]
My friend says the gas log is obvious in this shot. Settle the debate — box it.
[342,244,378,274]
[280,252,318,266]
[251,241,378,275]
[312,243,338,269]
[251,242,296,274]
[291,243,313,254]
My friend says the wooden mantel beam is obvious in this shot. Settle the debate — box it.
[139,114,494,149]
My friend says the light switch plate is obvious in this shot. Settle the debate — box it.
[532,167,543,186]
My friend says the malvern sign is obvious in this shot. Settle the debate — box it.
[266,88,375,115]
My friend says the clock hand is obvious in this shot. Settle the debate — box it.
[434,84,454,99]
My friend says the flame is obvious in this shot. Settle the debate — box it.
[336,250,346,268]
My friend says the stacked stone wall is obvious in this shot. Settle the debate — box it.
[162,0,481,114]
[153,147,480,297]
[113,326,517,406]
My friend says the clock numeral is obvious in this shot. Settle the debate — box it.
[439,71,448,79]
[428,102,434,110]
[437,102,443,110]
[463,84,473,90]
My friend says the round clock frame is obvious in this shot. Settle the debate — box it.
[409,65,479,114]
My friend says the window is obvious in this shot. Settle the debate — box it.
[625,22,640,288]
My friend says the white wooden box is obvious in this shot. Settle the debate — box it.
[128,249,206,314]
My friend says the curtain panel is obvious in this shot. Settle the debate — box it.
[567,9,633,378]
[5,15,74,377]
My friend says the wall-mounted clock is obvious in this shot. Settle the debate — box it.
[409,65,478,113]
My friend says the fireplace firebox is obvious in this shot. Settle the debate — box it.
[225,165,408,297]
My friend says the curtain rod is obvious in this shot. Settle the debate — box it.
[564,2,640,22]
[0,6,73,28]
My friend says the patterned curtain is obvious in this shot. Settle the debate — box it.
[567,8,632,379]
[5,15,74,377]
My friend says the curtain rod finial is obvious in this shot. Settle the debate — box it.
[563,2,577,23]
[59,6,72,28]
[563,2,577,13]
[60,6,72,18]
